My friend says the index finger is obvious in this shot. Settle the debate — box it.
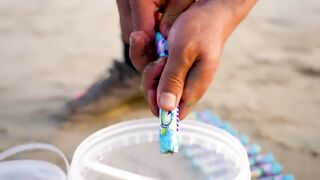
[129,0,159,38]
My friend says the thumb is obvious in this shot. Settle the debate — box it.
[157,44,196,111]
[159,0,194,37]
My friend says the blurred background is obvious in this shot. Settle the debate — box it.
[0,0,319,179]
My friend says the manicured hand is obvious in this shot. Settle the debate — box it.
[141,0,256,119]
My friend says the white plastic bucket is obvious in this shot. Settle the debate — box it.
[69,118,251,180]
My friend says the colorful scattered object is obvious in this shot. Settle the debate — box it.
[250,153,275,166]
[251,163,282,178]
[258,174,294,180]
[156,32,180,154]
[181,110,295,180]
[246,144,262,156]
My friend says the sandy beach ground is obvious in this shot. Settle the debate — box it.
[0,0,319,179]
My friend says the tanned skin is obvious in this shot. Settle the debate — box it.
[116,0,256,119]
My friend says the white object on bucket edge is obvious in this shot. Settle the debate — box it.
[0,143,69,180]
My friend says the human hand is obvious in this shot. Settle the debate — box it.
[116,0,195,71]
[142,0,256,119]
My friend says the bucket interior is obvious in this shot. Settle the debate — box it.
[70,118,250,180]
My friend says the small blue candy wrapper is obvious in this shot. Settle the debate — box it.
[159,108,180,154]
[156,32,180,154]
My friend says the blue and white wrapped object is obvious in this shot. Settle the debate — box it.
[156,32,180,154]
[189,110,295,180]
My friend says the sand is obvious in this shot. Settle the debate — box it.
[0,0,319,179]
